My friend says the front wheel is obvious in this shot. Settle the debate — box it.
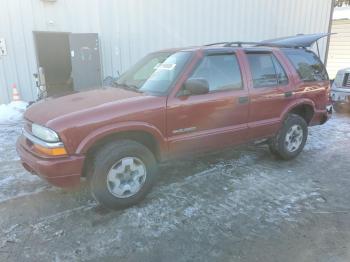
[89,140,157,210]
[269,114,308,160]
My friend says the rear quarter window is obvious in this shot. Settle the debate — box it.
[284,50,328,81]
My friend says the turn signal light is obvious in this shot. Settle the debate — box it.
[33,144,67,156]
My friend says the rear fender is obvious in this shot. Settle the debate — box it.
[280,99,316,123]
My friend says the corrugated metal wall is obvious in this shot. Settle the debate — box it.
[0,0,100,104]
[0,0,332,104]
[327,19,350,79]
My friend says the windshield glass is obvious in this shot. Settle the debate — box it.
[116,51,192,94]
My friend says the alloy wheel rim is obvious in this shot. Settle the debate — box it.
[285,124,303,153]
[106,157,147,198]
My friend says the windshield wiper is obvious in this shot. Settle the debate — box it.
[115,83,143,93]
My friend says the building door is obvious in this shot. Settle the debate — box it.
[33,32,101,97]
[34,32,73,97]
[69,33,102,91]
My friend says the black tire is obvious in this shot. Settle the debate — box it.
[89,139,157,210]
[269,114,308,160]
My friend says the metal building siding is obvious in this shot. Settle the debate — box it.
[0,0,38,103]
[0,0,332,104]
[327,19,350,79]
[101,0,332,74]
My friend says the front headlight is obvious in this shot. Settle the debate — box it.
[31,124,60,142]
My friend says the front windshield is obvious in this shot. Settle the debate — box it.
[116,51,192,94]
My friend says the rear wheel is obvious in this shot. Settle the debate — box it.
[89,140,157,210]
[269,114,308,160]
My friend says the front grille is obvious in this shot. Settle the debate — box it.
[343,73,350,88]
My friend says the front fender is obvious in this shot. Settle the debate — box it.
[75,121,167,155]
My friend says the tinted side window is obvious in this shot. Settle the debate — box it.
[190,54,243,92]
[247,53,288,88]
[284,51,328,81]
[272,55,288,85]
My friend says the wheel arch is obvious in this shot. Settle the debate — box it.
[281,100,316,125]
[77,122,166,177]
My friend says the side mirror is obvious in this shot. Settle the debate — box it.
[183,78,209,95]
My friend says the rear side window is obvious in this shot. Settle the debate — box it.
[247,53,288,88]
[190,54,243,92]
[284,50,328,81]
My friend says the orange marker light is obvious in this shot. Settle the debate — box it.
[33,144,67,156]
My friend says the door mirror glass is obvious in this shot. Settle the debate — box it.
[183,78,209,95]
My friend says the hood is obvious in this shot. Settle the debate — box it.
[24,88,143,125]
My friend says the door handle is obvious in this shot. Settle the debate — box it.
[238,96,249,104]
[284,91,293,98]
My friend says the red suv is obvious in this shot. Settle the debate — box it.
[17,34,332,209]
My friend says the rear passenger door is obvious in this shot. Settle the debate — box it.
[166,51,250,156]
[245,51,292,139]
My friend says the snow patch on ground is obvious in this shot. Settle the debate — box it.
[305,114,350,151]
[0,108,51,204]
[0,124,23,162]
[0,166,47,204]
[27,157,325,261]
[0,101,27,123]
[0,101,27,162]
[1,113,348,261]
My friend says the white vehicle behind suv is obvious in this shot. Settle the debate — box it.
[331,67,350,112]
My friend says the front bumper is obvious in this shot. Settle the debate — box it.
[16,135,85,188]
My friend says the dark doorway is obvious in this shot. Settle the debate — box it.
[33,31,101,97]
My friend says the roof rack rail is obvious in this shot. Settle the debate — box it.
[204,41,259,47]
[204,33,331,49]
[204,42,230,46]
[224,41,264,47]
[204,41,301,48]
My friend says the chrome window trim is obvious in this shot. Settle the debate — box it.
[23,129,64,148]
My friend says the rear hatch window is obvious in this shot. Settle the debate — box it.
[283,50,329,82]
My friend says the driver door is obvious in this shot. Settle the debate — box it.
[166,51,250,157]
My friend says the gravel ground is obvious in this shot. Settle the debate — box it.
[1,113,350,262]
